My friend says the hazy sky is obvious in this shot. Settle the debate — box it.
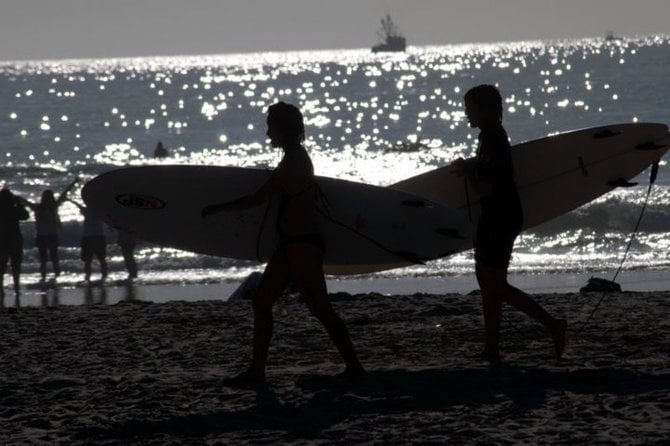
[1,0,668,61]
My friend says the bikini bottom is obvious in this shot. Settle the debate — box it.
[279,233,326,253]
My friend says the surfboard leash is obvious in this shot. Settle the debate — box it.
[578,160,660,332]
[254,169,275,263]
[610,160,659,283]
[313,185,426,266]
[463,177,473,222]
[315,206,426,265]
[254,198,273,263]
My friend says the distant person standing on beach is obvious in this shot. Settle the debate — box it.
[153,141,169,158]
[0,188,30,296]
[452,85,566,361]
[18,178,78,281]
[68,199,108,282]
[202,101,364,387]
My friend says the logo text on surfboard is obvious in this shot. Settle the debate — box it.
[116,194,166,210]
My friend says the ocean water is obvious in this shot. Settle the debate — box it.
[1,35,669,290]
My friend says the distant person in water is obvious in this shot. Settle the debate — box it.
[68,199,108,282]
[117,230,138,280]
[0,188,30,296]
[153,141,169,158]
[18,178,78,281]
[202,101,364,387]
[452,85,567,361]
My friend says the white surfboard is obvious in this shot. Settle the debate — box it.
[81,166,473,275]
[392,122,669,251]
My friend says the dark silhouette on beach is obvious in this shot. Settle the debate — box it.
[68,199,108,282]
[202,102,364,387]
[0,188,30,296]
[17,178,78,281]
[452,85,566,361]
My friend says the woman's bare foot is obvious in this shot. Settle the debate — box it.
[337,364,366,380]
[477,348,502,363]
[223,369,266,389]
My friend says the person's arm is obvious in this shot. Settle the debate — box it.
[201,170,281,218]
[15,195,37,211]
[14,195,30,220]
[66,198,85,212]
[56,178,79,206]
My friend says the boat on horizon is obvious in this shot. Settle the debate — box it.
[605,30,623,42]
[371,14,406,53]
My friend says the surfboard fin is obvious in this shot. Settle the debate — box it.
[635,141,666,151]
[592,128,622,139]
[607,178,638,188]
[437,250,457,258]
[401,199,428,208]
[394,251,425,264]
[435,228,467,239]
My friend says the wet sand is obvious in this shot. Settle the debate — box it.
[1,290,669,444]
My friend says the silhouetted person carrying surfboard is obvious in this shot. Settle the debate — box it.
[202,101,365,387]
[453,85,567,361]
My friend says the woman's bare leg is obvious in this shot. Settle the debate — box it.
[10,255,21,295]
[38,245,48,281]
[227,251,290,386]
[288,244,364,375]
[49,244,60,277]
[477,265,567,359]
[0,254,8,296]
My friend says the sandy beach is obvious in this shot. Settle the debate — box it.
[1,288,669,445]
